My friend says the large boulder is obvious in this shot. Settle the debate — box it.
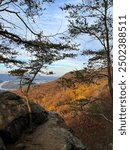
[0,91,48,144]
[7,112,86,150]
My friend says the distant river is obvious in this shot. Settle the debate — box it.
[0,74,58,91]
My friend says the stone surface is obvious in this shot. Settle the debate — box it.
[0,137,6,150]
[0,91,48,143]
[11,112,86,150]
[15,143,26,149]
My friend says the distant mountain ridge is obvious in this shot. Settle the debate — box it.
[0,74,58,81]
[0,74,16,82]
[0,74,58,90]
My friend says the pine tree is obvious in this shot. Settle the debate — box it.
[0,0,75,127]
[62,0,113,99]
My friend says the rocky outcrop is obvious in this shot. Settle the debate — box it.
[7,112,86,150]
[0,92,87,150]
[0,91,48,143]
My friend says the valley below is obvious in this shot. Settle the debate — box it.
[14,69,113,150]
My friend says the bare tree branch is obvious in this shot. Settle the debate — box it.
[5,9,40,36]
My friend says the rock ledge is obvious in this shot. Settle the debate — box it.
[0,92,87,150]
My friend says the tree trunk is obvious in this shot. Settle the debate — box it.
[104,0,113,101]
[25,96,32,128]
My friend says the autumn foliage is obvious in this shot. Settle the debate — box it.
[15,72,112,150]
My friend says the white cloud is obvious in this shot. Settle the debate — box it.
[48,58,85,76]
[52,59,83,67]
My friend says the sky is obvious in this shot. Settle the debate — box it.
[0,0,102,76]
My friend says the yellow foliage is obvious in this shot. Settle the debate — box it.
[35,79,108,112]
[41,97,46,103]
[62,79,107,102]
[47,105,56,111]
[65,90,75,101]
